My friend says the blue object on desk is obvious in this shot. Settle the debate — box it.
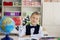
[0,16,15,40]
[1,35,13,40]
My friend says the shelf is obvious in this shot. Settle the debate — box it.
[4,11,21,12]
[4,5,41,8]
[4,11,21,16]
[4,15,21,17]
[3,1,21,7]
[4,15,21,16]
[22,5,41,8]
[13,5,21,7]
[4,5,21,7]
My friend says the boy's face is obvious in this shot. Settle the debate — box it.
[30,14,40,26]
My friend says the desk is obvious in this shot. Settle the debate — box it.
[19,36,59,40]
[41,36,58,40]
[0,35,58,40]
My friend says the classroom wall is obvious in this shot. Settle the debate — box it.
[43,3,60,37]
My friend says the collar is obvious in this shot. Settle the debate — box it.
[30,23,37,26]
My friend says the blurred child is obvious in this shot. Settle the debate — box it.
[19,12,44,40]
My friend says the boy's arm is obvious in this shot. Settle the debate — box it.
[39,26,44,37]
[19,25,26,37]
[19,25,31,38]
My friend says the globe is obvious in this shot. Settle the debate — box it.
[0,16,15,40]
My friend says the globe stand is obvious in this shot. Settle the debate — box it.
[1,34,13,40]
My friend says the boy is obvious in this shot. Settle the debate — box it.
[19,12,44,40]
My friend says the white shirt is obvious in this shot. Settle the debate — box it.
[19,25,44,40]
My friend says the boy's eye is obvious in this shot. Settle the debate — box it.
[32,17,35,19]
[36,18,39,20]
[36,18,38,20]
